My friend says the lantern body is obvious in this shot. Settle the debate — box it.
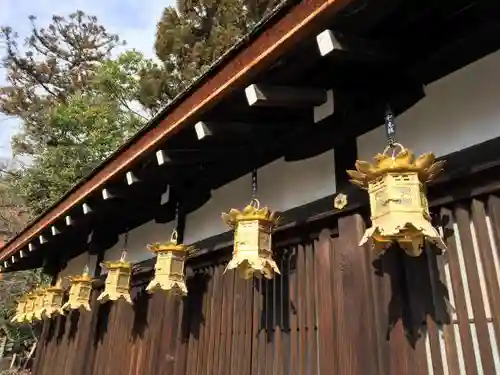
[146,243,190,295]
[11,298,27,323]
[347,146,446,256]
[97,261,132,304]
[222,201,280,279]
[41,285,65,318]
[32,289,46,321]
[62,274,92,312]
[23,295,37,323]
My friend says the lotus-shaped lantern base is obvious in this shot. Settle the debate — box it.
[361,218,446,257]
[41,307,65,319]
[96,291,132,304]
[225,257,280,280]
[146,279,188,296]
[11,313,26,324]
[62,301,91,312]
[97,259,133,304]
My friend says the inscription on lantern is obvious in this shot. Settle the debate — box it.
[222,199,280,280]
[347,144,446,257]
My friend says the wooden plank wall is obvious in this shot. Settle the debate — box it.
[31,193,500,375]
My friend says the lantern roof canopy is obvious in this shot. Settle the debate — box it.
[2,0,500,272]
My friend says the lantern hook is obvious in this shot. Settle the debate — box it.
[170,229,178,244]
[250,197,260,209]
[383,142,405,160]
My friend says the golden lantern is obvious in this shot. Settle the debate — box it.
[222,198,280,279]
[32,288,47,321]
[146,230,193,296]
[347,143,446,257]
[62,271,92,312]
[11,295,27,323]
[40,278,65,319]
[23,292,37,323]
[97,252,132,304]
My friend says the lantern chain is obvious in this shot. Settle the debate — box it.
[251,168,258,199]
[121,230,129,261]
[385,106,396,147]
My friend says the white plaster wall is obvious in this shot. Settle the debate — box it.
[183,150,336,245]
[103,219,177,264]
[357,48,500,160]
[99,48,500,265]
[102,150,336,263]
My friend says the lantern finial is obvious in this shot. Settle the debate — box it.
[146,230,192,296]
[347,143,446,256]
[222,198,280,279]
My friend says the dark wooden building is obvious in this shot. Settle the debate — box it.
[2,0,500,374]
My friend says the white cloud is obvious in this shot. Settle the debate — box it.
[0,0,173,158]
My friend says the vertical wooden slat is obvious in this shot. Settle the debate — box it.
[425,247,446,375]
[232,270,244,375]
[217,264,229,375]
[250,257,261,375]
[281,249,291,375]
[200,266,215,374]
[289,247,299,375]
[305,242,318,375]
[223,267,235,375]
[264,274,274,375]
[402,253,432,374]
[173,295,189,375]
[272,252,284,375]
[243,267,254,375]
[186,271,201,375]
[441,207,478,375]
[455,204,496,374]
[473,199,500,346]
[208,265,223,375]
[315,229,334,375]
[337,214,378,374]
[296,244,307,375]
[433,244,461,375]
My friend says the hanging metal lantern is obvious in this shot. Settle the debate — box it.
[62,271,92,312]
[23,292,37,323]
[222,198,280,279]
[97,252,132,304]
[347,143,446,256]
[11,295,27,323]
[146,230,193,296]
[32,288,47,321]
[40,278,64,319]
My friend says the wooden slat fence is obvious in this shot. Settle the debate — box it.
[31,193,500,375]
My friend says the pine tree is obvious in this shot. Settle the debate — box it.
[142,0,282,109]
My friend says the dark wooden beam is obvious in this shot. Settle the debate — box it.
[285,77,425,161]
[245,83,327,108]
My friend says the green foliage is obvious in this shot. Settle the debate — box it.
[0,14,153,216]
[144,0,282,106]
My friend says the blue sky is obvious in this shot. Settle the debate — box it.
[0,0,172,158]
